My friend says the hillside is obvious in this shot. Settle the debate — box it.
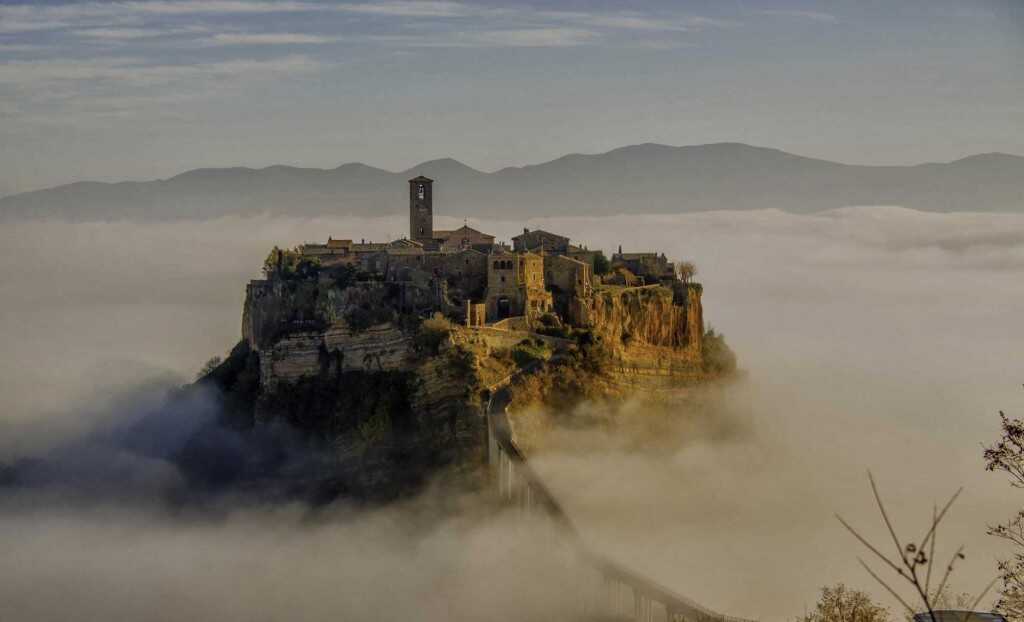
[3,143,1023,221]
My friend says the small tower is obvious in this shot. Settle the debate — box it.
[409,175,434,243]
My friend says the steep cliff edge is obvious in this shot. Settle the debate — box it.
[503,284,734,453]
[580,283,707,389]
[188,266,731,503]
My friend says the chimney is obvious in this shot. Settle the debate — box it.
[523,228,529,234]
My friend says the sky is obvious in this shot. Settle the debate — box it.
[0,0,1022,197]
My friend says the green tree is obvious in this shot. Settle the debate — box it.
[702,327,737,375]
[262,246,319,280]
[592,252,610,275]
[414,313,453,355]
[985,411,1024,621]
[797,584,890,622]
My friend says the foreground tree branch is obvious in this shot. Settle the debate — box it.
[837,472,997,622]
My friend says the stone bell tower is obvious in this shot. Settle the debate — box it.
[409,175,434,242]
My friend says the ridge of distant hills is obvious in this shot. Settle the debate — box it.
[3,143,1023,222]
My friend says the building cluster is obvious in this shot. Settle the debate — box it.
[300,176,679,326]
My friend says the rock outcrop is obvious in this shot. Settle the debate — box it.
[259,322,413,390]
[582,283,705,388]
[193,259,725,503]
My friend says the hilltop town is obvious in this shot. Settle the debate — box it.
[194,176,729,499]
[274,175,690,333]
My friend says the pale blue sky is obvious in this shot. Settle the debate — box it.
[0,0,1021,196]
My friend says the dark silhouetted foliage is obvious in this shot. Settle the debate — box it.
[985,411,1024,621]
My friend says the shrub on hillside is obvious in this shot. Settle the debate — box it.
[262,246,320,280]
[702,328,737,375]
[344,302,394,332]
[414,313,453,355]
[512,338,552,368]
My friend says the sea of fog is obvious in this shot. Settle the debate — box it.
[0,207,1021,621]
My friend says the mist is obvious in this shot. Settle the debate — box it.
[0,207,1021,621]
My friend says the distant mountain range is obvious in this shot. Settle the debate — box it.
[3,143,1022,222]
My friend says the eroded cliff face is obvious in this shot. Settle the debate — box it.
[198,275,720,501]
[587,284,702,350]
[258,322,413,390]
[212,280,493,499]
[501,284,719,452]
[583,284,705,388]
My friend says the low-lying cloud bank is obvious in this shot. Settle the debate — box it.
[0,206,1021,621]
[0,489,580,621]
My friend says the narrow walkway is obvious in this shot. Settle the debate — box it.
[485,364,757,622]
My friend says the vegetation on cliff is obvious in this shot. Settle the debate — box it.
[702,328,737,375]
[195,340,261,428]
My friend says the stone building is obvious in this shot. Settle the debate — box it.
[409,175,434,243]
[564,244,600,270]
[298,237,353,266]
[512,228,569,254]
[485,249,552,320]
[434,225,495,253]
[297,175,696,330]
[544,254,592,322]
[612,248,675,283]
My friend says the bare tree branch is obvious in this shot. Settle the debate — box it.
[859,558,917,616]
[837,513,909,579]
[869,471,906,566]
[935,545,966,600]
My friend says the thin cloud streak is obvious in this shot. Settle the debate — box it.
[0,55,322,87]
[335,1,473,17]
[74,25,211,40]
[754,9,840,24]
[368,27,601,48]
[206,32,341,45]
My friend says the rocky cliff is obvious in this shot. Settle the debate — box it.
[581,283,706,388]
[190,271,727,503]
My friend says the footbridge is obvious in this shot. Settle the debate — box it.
[485,375,756,622]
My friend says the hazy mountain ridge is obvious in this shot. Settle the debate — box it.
[3,143,1023,222]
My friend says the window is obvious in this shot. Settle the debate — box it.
[493,261,500,269]
[417,184,425,200]
[500,276,505,283]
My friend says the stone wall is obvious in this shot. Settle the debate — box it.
[544,254,592,322]
[485,252,551,321]
[467,326,574,351]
